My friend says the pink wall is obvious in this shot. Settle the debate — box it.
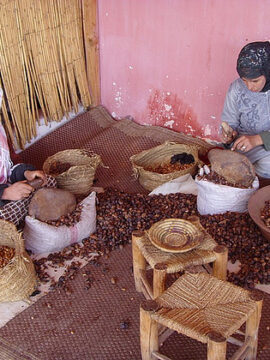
[98,0,270,141]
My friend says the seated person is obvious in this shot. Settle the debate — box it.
[221,41,270,179]
[0,88,56,226]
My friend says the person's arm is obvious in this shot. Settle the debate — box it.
[259,131,270,151]
[9,164,35,183]
[220,82,240,143]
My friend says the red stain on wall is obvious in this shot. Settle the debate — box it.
[147,90,203,137]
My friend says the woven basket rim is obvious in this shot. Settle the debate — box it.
[147,218,203,253]
[130,142,199,164]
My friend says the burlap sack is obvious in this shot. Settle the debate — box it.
[130,141,199,191]
[0,220,37,302]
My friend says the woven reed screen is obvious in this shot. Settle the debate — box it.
[0,0,91,149]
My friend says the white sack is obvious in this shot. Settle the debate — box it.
[24,192,96,254]
[195,176,259,215]
[149,174,198,196]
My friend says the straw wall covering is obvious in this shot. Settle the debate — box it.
[0,0,91,149]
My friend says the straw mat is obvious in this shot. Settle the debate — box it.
[19,106,212,194]
[0,244,269,359]
[0,107,269,359]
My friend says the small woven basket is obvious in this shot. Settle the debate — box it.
[130,141,199,191]
[0,220,37,302]
[43,149,102,196]
[147,218,203,253]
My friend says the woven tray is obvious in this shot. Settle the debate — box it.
[147,218,204,253]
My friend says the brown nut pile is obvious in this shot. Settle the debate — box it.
[45,204,83,227]
[261,200,270,227]
[49,161,72,176]
[33,188,270,292]
[0,245,15,268]
[144,162,193,174]
[199,170,250,189]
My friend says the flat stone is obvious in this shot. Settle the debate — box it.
[28,188,77,221]
[208,149,255,188]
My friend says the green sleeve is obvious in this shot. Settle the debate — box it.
[260,131,270,151]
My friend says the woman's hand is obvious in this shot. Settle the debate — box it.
[231,134,263,152]
[2,181,34,201]
[24,170,47,186]
[221,122,238,144]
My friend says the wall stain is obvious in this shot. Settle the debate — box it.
[147,89,203,137]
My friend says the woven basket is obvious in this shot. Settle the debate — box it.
[43,149,102,196]
[0,220,37,302]
[130,141,199,191]
[147,218,203,253]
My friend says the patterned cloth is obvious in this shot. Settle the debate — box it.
[0,175,57,226]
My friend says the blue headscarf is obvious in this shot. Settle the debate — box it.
[237,41,270,92]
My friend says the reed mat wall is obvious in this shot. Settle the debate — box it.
[0,0,91,149]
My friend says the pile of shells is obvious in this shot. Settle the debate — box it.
[144,162,193,174]
[0,245,15,269]
[261,200,270,227]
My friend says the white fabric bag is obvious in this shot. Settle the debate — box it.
[195,176,259,215]
[149,174,198,196]
[24,192,96,254]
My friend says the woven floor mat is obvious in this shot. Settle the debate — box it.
[2,106,267,359]
[0,244,269,360]
[20,106,212,194]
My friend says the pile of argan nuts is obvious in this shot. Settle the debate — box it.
[49,161,72,176]
[0,245,15,268]
[33,187,270,294]
[45,204,83,227]
[198,170,249,189]
[261,200,270,227]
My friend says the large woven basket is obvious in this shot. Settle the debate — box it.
[43,149,102,196]
[130,141,199,191]
[0,220,37,302]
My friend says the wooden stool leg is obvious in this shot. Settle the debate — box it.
[153,263,167,298]
[245,291,263,360]
[140,300,159,360]
[207,331,227,360]
[212,245,228,280]
[132,231,146,293]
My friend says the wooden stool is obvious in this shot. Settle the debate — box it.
[132,216,228,299]
[140,271,263,360]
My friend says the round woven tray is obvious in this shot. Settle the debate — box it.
[147,218,203,253]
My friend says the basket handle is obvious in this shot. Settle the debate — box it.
[14,232,25,256]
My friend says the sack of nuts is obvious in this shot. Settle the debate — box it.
[23,192,96,254]
[130,141,200,191]
[0,220,37,302]
[43,149,103,196]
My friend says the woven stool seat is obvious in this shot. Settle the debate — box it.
[132,216,228,299]
[140,271,263,360]
[136,225,216,274]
